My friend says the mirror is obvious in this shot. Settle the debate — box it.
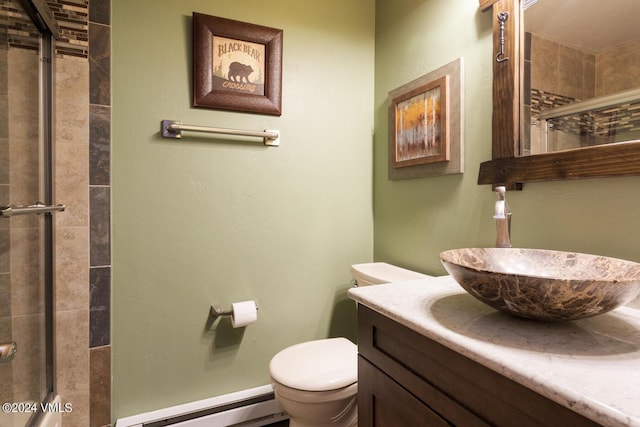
[477,0,640,187]
[523,0,640,155]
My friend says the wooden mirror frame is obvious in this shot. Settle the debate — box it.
[477,0,640,188]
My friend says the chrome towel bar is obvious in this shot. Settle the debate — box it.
[1,203,65,217]
[161,120,280,146]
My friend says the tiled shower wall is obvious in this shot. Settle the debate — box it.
[596,40,640,95]
[0,20,46,408]
[52,0,111,426]
[526,34,640,153]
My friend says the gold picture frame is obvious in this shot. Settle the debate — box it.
[391,75,450,168]
[388,58,464,180]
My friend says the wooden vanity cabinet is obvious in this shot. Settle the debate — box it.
[357,305,601,427]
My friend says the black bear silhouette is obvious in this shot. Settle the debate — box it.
[228,62,254,83]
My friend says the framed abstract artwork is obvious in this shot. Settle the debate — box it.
[388,58,464,180]
[391,75,450,168]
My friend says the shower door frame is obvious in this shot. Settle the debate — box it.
[18,0,59,421]
[38,0,56,402]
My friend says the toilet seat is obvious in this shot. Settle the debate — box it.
[269,338,357,392]
[271,379,358,404]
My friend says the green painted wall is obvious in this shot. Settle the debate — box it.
[374,0,640,275]
[113,0,640,420]
[111,0,374,418]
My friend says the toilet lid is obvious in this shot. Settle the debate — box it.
[269,338,357,392]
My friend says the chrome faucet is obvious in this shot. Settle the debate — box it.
[493,186,512,248]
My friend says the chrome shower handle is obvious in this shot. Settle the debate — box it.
[0,203,65,217]
[0,342,17,364]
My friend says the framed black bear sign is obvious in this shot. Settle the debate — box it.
[193,13,283,115]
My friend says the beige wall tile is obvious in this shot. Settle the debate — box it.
[55,57,89,146]
[596,41,640,95]
[56,142,89,227]
[10,227,43,316]
[7,50,39,142]
[54,39,93,427]
[11,313,45,400]
[531,34,558,94]
[55,309,89,392]
[55,226,89,311]
[61,388,91,427]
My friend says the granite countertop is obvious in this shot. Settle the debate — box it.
[348,275,640,427]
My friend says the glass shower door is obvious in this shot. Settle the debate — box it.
[0,0,59,425]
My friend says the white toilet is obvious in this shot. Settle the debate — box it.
[269,262,431,427]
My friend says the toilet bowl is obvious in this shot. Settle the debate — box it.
[270,338,358,427]
[269,263,431,427]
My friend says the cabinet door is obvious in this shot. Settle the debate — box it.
[358,356,451,427]
[358,306,604,427]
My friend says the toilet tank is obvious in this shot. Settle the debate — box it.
[350,262,431,287]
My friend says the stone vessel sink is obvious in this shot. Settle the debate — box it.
[439,248,640,321]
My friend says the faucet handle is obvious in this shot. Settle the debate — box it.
[493,200,506,219]
[493,186,508,219]
[493,186,512,248]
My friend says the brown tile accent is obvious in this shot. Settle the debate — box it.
[47,0,89,58]
[90,186,111,267]
[89,22,110,105]
[0,0,89,57]
[88,0,111,423]
[0,0,40,51]
[90,346,111,427]
[89,105,111,185]
[89,0,109,25]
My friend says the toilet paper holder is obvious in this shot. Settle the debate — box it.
[210,302,259,319]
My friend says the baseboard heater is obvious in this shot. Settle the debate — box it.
[115,385,288,427]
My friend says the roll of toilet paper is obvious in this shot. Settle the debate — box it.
[231,300,258,328]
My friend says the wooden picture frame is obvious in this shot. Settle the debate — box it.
[387,58,464,180]
[193,13,283,115]
[391,75,450,168]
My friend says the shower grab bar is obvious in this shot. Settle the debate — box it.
[161,120,280,146]
[538,88,640,120]
[1,203,66,217]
